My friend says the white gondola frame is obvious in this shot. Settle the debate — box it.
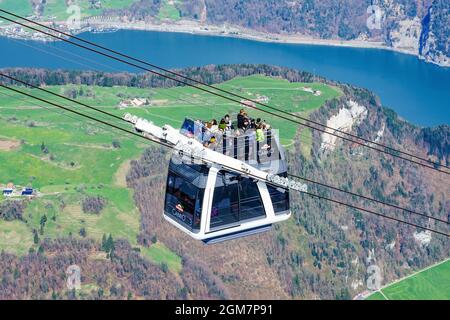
[163,165,291,241]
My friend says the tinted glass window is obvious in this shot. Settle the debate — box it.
[165,172,202,231]
[267,185,290,214]
[210,171,266,230]
[239,178,265,221]
[168,160,209,187]
[210,176,239,230]
[193,188,204,230]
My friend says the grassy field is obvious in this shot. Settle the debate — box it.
[141,242,183,274]
[0,0,138,21]
[43,0,138,20]
[25,186,140,241]
[365,291,386,300]
[0,0,33,18]
[0,220,34,255]
[0,75,339,273]
[157,0,181,21]
[366,259,450,300]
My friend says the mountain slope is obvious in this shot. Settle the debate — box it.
[0,64,448,299]
[125,64,449,298]
[179,0,449,66]
[0,0,448,66]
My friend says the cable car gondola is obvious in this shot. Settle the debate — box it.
[163,119,291,244]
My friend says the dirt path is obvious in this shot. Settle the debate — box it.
[114,160,132,187]
[0,139,20,151]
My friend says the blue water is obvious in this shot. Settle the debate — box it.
[0,30,449,127]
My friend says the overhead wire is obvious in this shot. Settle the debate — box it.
[0,11,448,174]
[0,80,448,237]
[3,72,447,225]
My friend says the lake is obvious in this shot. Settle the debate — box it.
[0,30,449,127]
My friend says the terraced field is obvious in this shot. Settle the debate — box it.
[0,75,340,273]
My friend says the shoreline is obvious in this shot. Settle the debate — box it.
[1,18,448,68]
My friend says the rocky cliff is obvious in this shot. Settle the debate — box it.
[177,0,449,66]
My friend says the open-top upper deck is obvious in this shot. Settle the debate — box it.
[179,118,287,174]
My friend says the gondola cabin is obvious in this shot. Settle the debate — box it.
[163,118,291,244]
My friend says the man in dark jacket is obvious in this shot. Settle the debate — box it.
[237,109,246,130]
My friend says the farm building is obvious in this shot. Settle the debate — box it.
[21,187,34,196]
[2,188,13,197]
[2,182,15,197]
[240,99,256,108]
[119,98,150,109]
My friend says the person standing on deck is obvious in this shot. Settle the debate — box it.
[237,109,247,130]
[219,118,227,131]
[256,123,265,163]
[209,119,219,132]
[256,124,265,143]
[224,114,233,130]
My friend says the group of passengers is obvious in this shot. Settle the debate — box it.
[203,114,233,133]
[198,110,272,152]
[236,109,271,141]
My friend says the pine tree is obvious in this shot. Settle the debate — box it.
[33,230,39,244]
[39,215,47,235]
[106,234,114,252]
[101,234,107,251]
[13,268,20,280]
[40,214,47,226]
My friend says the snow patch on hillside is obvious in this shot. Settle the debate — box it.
[320,100,367,152]
[413,231,432,246]
[351,279,364,290]
[374,124,385,143]
[385,241,396,251]
[390,18,422,54]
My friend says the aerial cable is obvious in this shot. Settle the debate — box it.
[2,32,238,123]
[1,73,448,227]
[0,11,448,175]
[287,173,449,225]
[0,82,448,237]
[1,9,445,172]
[8,31,436,226]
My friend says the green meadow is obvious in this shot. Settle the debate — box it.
[0,75,340,273]
[0,0,179,21]
[365,291,386,300]
[366,259,450,300]
[157,0,181,21]
[0,0,34,18]
[43,0,138,20]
